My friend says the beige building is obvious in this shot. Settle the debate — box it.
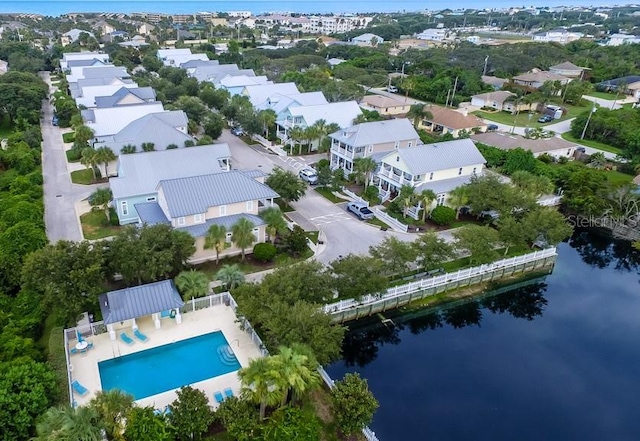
[360,95,411,115]
[418,105,488,138]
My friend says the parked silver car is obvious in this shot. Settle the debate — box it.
[299,168,318,185]
[347,201,374,220]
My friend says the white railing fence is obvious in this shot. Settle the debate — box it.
[373,207,409,232]
[341,187,369,206]
[324,247,557,315]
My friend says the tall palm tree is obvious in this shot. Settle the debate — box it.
[93,146,116,177]
[70,114,84,131]
[258,109,277,138]
[35,405,104,441]
[353,157,377,189]
[89,389,134,441]
[406,104,433,128]
[174,270,210,300]
[80,147,98,180]
[231,217,255,260]
[88,188,112,222]
[73,125,95,149]
[216,264,244,290]
[288,126,304,154]
[418,189,437,222]
[448,185,469,219]
[398,184,416,218]
[260,207,287,244]
[239,357,282,420]
[272,345,321,406]
[311,119,327,149]
[203,224,227,264]
[302,126,318,154]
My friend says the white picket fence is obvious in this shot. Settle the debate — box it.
[373,207,409,232]
[323,247,557,315]
[341,187,369,206]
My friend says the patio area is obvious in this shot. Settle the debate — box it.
[65,292,264,410]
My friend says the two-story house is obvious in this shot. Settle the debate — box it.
[329,118,420,174]
[376,139,486,217]
[110,144,232,225]
[417,105,487,138]
[136,171,279,263]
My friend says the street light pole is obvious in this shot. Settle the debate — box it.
[580,103,597,140]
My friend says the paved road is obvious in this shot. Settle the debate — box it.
[582,95,623,110]
[40,71,101,242]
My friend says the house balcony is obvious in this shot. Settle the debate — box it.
[379,168,413,186]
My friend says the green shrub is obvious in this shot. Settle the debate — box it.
[362,186,380,205]
[253,242,277,262]
[430,205,456,226]
[109,208,119,226]
[66,148,82,162]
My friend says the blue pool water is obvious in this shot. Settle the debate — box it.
[99,331,240,400]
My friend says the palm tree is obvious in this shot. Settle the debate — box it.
[89,389,134,441]
[239,357,282,420]
[80,147,98,180]
[448,185,469,219]
[231,217,255,260]
[258,109,277,138]
[35,405,104,441]
[88,188,113,222]
[272,345,321,406]
[418,189,437,222]
[70,114,84,131]
[73,124,95,149]
[174,270,210,300]
[260,207,287,244]
[406,104,433,128]
[302,126,318,154]
[93,146,116,177]
[353,157,377,189]
[288,126,304,154]
[216,264,244,290]
[311,119,327,148]
[203,224,227,264]
[398,184,415,218]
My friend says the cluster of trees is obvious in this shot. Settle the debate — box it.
[0,71,48,126]
[570,107,640,159]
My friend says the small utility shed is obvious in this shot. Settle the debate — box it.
[99,280,184,341]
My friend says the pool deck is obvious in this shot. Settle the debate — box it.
[67,302,263,409]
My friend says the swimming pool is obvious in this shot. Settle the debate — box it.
[99,331,240,400]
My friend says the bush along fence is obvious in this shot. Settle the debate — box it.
[323,247,558,323]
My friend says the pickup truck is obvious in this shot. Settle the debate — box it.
[347,201,374,220]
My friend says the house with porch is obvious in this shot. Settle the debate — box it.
[136,171,279,263]
[276,101,362,148]
[376,139,486,217]
[242,82,301,107]
[512,70,570,90]
[256,91,328,120]
[417,105,487,138]
[329,118,420,174]
[100,280,185,341]
[110,144,232,224]
[360,95,411,116]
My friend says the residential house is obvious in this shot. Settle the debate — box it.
[276,101,363,148]
[472,132,578,159]
[60,52,110,70]
[549,61,587,79]
[308,16,372,34]
[376,139,486,216]
[70,77,137,99]
[512,70,571,89]
[481,75,508,90]
[360,95,411,116]
[219,75,272,96]
[351,33,384,46]
[92,110,192,155]
[416,28,447,41]
[136,171,279,263]
[66,66,130,86]
[599,75,640,99]
[532,28,582,44]
[119,35,149,48]
[93,20,116,35]
[470,91,516,110]
[417,105,488,138]
[606,33,640,46]
[76,86,154,108]
[255,91,328,119]
[64,58,109,72]
[186,63,244,83]
[137,23,155,35]
[242,83,301,107]
[61,29,96,46]
[330,118,420,174]
[84,102,165,138]
[110,144,232,224]
[157,48,209,67]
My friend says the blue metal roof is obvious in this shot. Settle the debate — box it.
[135,202,170,225]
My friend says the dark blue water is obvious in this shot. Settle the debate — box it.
[327,231,640,441]
[0,1,609,16]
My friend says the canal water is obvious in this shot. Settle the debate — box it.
[327,230,640,441]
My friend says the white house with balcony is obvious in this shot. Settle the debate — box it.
[329,118,420,174]
[376,139,486,217]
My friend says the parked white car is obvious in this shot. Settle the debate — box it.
[299,168,318,185]
[347,201,374,220]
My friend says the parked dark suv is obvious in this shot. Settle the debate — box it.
[537,115,554,123]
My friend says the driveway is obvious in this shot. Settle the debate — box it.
[582,95,623,110]
[40,71,102,242]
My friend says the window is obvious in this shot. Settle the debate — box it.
[567,148,571,155]
[146,196,156,202]
[414,175,421,181]
[252,228,260,241]
[219,205,227,216]
[408,141,413,148]
[177,217,185,226]
[225,232,232,243]
[394,141,400,149]
[368,145,373,153]
[429,172,434,181]
[121,201,128,216]
[246,200,254,211]
[472,167,477,174]
[194,214,203,223]
[437,194,446,206]
[458,167,463,175]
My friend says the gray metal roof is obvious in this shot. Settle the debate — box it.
[67,59,106,68]
[110,144,231,199]
[158,171,280,217]
[178,213,266,238]
[134,202,170,225]
[71,77,135,98]
[94,87,156,108]
[329,118,419,147]
[180,59,219,69]
[416,175,474,195]
[99,280,184,325]
[238,169,266,179]
[80,66,129,79]
[383,139,486,175]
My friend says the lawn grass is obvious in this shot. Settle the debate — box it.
[604,170,634,185]
[71,169,96,184]
[473,102,588,128]
[305,230,320,244]
[47,325,70,405]
[66,149,81,162]
[560,132,623,155]
[315,186,348,203]
[274,199,294,212]
[62,131,75,143]
[80,209,121,240]
[366,217,391,229]
[587,91,619,100]
[0,114,14,138]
